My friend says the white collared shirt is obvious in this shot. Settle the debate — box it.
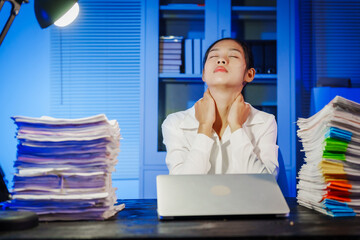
[162,104,279,178]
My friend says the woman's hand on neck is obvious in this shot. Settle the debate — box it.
[195,89,216,138]
[209,87,241,117]
[227,93,250,132]
[209,87,242,138]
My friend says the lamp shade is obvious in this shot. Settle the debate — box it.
[34,0,78,29]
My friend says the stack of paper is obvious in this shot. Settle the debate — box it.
[297,96,360,217]
[8,114,124,221]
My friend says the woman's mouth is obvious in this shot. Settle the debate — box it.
[214,66,227,73]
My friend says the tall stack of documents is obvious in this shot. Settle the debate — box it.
[8,114,124,221]
[297,96,360,217]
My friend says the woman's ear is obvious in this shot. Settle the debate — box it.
[202,68,206,83]
[244,68,256,84]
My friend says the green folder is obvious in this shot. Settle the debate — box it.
[324,137,348,153]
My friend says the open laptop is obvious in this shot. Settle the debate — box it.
[156,174,289,220]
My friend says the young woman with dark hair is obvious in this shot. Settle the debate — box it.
[162,38,279,177]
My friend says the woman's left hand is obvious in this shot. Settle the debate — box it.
[227,94,250,132]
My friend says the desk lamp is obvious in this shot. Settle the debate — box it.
[0,0,79,45]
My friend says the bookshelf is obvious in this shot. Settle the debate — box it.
[231,0,277,118]
[142,0,295,198]
[157,0,206,153]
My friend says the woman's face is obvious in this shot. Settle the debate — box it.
[202,39,248,91]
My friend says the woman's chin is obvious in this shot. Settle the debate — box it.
[207,81,243,90]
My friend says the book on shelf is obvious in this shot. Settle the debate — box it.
[251,42,264,74]
[159,36,183,49]
[159,54,181,60]
[160,36,183,43]
[159,42,182,50]
[159,36,184,73]
[248,40,277,74]
[160,65,180,70]
[158,37,204,74]
[159,69,180,73]
[193,38,202,74]
[159,65,181,73]
[202,39,206,67]
[185,39,193,74]
[159,59,182,65]
[160,49,182,55]
[264,42,277,74]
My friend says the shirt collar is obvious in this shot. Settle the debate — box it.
[244,104,266,126]
[179,104,266,130]
[179,106,198,129]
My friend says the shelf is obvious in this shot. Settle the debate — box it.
[160,78,204,84]
[159,73,276,83]
[159,73,276,79]
[160,4,204,20]
[160,4,204,11]
[159,73,202,79]
[255,74,277,79]
[232,6,276,20]
[252,74,277,84]
[160,13,204,20]
[232,6,276,12]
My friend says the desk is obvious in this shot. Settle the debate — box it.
[0,198,360,239]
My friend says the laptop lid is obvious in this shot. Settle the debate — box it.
[156,174,289,219]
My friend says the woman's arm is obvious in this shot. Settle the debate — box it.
[226,94,278,177]
[162,89,217,175]
[227,116,279,177]
[162,115,214,174]
[195,89,216,137]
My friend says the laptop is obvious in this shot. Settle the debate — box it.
[156,174,289,219]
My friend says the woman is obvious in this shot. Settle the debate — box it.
[162,38,279,177]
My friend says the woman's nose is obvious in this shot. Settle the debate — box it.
[217,58,226,65]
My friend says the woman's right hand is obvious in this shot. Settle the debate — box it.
[227,93,250,132]
[195,89,216,137]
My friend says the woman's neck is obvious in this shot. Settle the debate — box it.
[209,88,240,138]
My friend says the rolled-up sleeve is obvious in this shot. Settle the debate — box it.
[162,115,214,175]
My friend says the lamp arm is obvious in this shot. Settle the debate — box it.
[0,0,29,46]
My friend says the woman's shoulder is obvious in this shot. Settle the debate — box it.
[247,104,276,125]
[162,106,196,128]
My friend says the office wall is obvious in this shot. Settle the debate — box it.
[48,0,143,199]
[0,1,50,187]
[0,1,143,199]
[298,0,360,118]
[297,0,360,173]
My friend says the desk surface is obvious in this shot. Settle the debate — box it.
[1,198,360,240]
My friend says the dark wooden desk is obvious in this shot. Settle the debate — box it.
[1,198,360,239]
